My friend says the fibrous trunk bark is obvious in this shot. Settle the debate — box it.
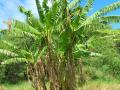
[65,43,76,90]
[46,38,60,90]
[27,62,47,90]
[79,58,86,86]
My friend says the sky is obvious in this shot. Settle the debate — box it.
[0,0,120,29]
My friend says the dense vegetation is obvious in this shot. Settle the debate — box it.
[0,0,120,90]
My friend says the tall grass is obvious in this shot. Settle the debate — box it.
[79,80,120,90]
[0,82,34,90]
[1,80,120,90]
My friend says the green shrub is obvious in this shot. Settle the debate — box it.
[0,62,27,84]
[0,64,5,83]
[5,62,27,83]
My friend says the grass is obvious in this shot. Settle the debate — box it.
[1,80,120,90]
[79,83,120,90]
[0,81,34,90]
[79,80,120,90]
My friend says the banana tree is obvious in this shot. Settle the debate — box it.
[1,0,120,90]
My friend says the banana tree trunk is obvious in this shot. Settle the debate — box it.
[27,62,47,90]
[64,42,76,90]
[79,58,86,86]
[46,38,60,90]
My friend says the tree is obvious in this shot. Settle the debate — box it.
[1,0,120,90]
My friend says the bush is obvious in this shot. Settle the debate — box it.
[0,64,5,83]
[0,62,27,84]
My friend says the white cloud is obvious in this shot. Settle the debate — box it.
[0,0,38,29]
[21,0,38,17]
[0,0,52,29]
